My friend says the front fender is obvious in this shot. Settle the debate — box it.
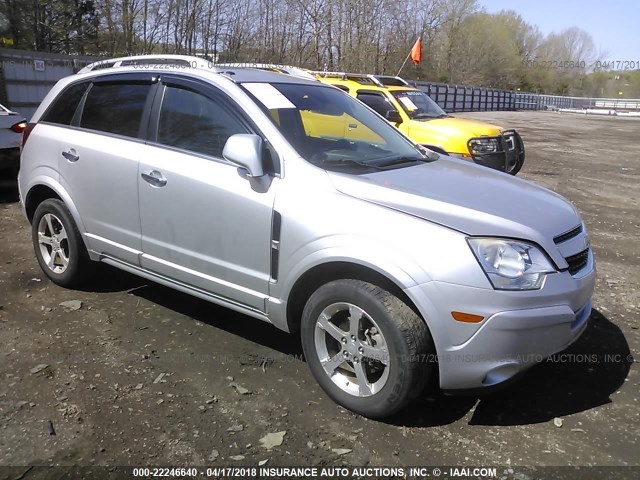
[267,234,434,333]
[273,243,453,368]
[281,243,425,300]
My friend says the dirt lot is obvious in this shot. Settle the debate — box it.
[0,111,638,473]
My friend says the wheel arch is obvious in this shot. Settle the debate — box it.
[25,179,85,230]
[286,260,441,397]
[285,260,424,335]
[24,179,90,254]
[25,184,62,223]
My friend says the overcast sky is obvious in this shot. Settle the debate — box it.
[479,0,639,62]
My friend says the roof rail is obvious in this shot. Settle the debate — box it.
[216,63,317,80]
[77,54,214,74]
[311,71,386,87]
[372,75,410,87]
[312,71,412,88]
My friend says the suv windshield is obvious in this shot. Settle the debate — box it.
[242,82,430,172]
[391,90,447,119]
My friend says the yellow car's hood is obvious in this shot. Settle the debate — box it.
[423,116,503,136]
[408,116,504,154]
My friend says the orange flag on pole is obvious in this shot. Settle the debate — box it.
[410,37,422,65]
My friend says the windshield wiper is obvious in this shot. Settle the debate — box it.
[417,147,440,161]
[412,112,448,119]
[375,155,429,167]
[320,157,386,171]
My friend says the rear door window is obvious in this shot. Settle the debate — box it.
[41,82,89,125]
[80,83,151,138]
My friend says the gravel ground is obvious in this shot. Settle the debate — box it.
[0,111,638,472]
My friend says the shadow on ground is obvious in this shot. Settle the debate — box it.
[125,277,302,356]
[390,308,633,427]
[0,177,19,204]
[82,267,635,428]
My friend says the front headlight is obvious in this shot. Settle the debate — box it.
[468,137,500,154]
[468,238,556,290]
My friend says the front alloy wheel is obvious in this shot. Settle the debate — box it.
[301,279,434,418]
[314,302,390,397]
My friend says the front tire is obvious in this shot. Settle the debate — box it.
[301,279,434,418]
[506,146,525,175]
[32,198,93,288]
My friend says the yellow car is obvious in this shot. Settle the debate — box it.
[313,72,525,175]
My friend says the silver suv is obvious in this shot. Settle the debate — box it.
[18,55,595,418]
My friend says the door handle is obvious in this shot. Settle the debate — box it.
[141,170,167,187]
[62,149,79,162]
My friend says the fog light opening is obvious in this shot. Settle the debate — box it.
[482,363,520,386]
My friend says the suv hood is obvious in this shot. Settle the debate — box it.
[410,116,502,138]
[327,157,580,267]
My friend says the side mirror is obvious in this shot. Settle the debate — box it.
[222,134,265,177]
[385,110,402,124]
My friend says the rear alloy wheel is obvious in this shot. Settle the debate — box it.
[301,279,434,418]
[37,213,71,275]
[32,198,93,287]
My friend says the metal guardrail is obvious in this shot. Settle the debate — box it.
[411,80,640,114]
[514,93,640,111]
[594,100,640,109]
[514,93,586,110]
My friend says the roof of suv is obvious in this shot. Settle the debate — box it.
[76,55,320,86]
[317,76,418,93]
[217,67,319,85]
[215,63,317,80]
[312,72,412,88]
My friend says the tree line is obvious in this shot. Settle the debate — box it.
[1,0,638,97]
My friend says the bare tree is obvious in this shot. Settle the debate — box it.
[1,0,609,95]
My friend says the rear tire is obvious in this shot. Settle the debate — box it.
[301,279,434,418]
[32,198,93,288]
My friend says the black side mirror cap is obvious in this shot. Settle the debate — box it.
[385,110,402,124]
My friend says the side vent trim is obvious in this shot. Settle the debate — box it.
[270,211,282,281]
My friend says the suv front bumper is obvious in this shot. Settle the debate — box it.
[468,130,525,173]
[441,300,591,391]
[407,257,596,391]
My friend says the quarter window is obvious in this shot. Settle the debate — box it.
[41,82,89,125]
[80,83,151,138]
[157,86,248,158]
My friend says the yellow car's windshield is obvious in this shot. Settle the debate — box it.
[243,82,431,172]
[392,90,447,119]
